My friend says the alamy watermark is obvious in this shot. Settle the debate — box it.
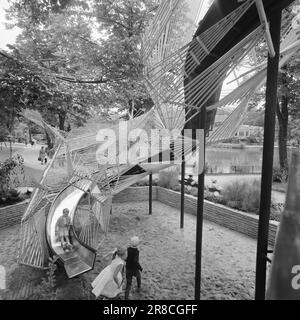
[95,121,205,174]
[292,265,300,290]
[0,265,6,290]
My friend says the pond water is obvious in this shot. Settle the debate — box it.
[187,146,293,174]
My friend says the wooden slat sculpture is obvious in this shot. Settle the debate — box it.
[18,0,299,278]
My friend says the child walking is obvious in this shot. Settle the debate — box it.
[125,236,143,300]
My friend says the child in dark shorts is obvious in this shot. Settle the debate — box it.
[125,236,143,300]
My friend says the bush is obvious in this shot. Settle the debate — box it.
[222,180,248,203]
[244,135,260,144]
[31,256,62,300]
[0,155,25,189]
[270,203,284,222]
[0,155,25,206]
[170,184,181,192]
[222,180,261,214]
[204,190,226,205]
[133,180,149,187]
[241,180,261,213]
[132,177,158,187]
[273,166,288,183]
[222,137,240,144]
[0,189,21,206]
[157,166,180,189]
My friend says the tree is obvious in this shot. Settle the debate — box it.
[4,0,158,131]
[244,109,265,127]
[289,118,300,146]
[273,51,300,172]
[92,0,158,114]
[249,8,300,178]
[6,0,86,26]
[0,50,53,136]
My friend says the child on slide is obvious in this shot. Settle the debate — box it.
[56,208,73,252]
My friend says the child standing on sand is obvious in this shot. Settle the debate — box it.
[92,247,127,300]
[125,236,143,300]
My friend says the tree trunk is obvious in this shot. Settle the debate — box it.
[45,130,54,150]
[28,125,32,142]
[276,95,289,170]
[58,112,66,131]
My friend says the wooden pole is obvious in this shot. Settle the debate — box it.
[255,8,282,300]
[180,160,185,228]
[9,140,12,159]
[149,174,153,215]
[195,106,206,300]
[181,132,186,229]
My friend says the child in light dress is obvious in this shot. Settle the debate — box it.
[91,247,127,299]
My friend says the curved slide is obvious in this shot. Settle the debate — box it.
[46,179,96,278]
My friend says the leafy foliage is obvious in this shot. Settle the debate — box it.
[218,180,262,214]
[31,256,62,300]
[157,166,180,190]
[6,0,87,26]
[0,154,26,205]
[2,0,159,133]
[273,166,289,183]
[248,7,300,172]
[0,51,53,132]
[0,154,24,191]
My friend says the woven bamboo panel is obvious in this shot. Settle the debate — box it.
[18,204,50,269]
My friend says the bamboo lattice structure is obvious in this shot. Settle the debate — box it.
[18,0,300,274]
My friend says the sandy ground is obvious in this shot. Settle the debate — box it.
[0,143,275,300]
[85,201,257,300]
[0,201,259,300]
[0,225,21,299]
[0,224,20,276]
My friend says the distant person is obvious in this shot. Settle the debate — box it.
[91,247,127,300]
[56,208,73,252]
[125,236,143,300]
[38,146,46,165]
[44,147,49,164]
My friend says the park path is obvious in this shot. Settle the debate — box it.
[1,142,46,168]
